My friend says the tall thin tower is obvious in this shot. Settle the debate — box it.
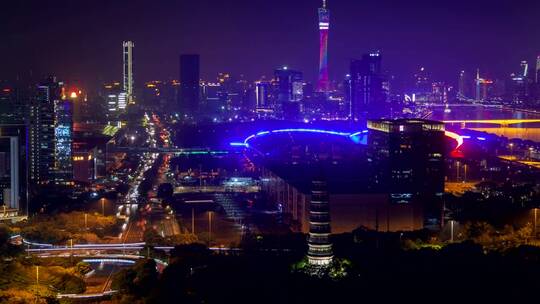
[316,0,330,93]
[123,41,134,100]
[307,175,333,266]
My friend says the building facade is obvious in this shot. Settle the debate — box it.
[179,54,200,116]
[367,119,445,228]
[350,52,388,121]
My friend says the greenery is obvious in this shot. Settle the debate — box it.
[13,211,122,244]
[0,258,86,302]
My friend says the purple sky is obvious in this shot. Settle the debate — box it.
[2,0,540,89]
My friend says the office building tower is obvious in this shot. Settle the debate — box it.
[255,81,271,109]
[307,176,333,266]
[29,79,59,185]
[475,69,494,102]
[0,125,27,215]
[53,97,73,184]
[458,70,471,100]
[29,77,73,186]
[274,67,303,120]
[123,41,134,101]
[316,0,330,92]
[274,67,303,104]
[521,60,529,78]
[368,119,445,228]
[413,67,431,102]
[0,83,27,124]
[0,136,19,210]
[350,51,387,120]
[179,54,200,115]
[536,56,540,84]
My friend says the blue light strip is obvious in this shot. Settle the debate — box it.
[240,128,368,146]
[236,127,465,150]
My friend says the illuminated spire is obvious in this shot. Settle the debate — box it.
[322,0,327,8]
[476,68,480,80]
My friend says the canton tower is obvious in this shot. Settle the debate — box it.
[317,0,330,92]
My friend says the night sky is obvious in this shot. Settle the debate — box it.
[2,0,540,90]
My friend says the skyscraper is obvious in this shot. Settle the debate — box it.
[316,0,330,93]
[307,176,333,266]
[350,51,387,120]
[255,81,271,109]
[123,41,134,101]
[274,67,304,104]
[29,77,73,186]
[53,97,74,184]
[368,119,445,228]
[179,54,200,116]
[458,70,470,100]
[29,79,59,185]
[0,124,27,215]
[274,67,303,120]
[534,55,540,84]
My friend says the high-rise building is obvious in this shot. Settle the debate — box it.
[368,119,445,228]
[475,69,494,102]
[53,97,74,184]
[0,124,27,215]
[316,0,330,93]
[521,60,529,78]
[536,55,540,84]
[350,52,387,120]
[179,54,200,116]
[413,67,431,102]
[307,176,333,266]
[274,67,303,120]
[274,67,303,104]
[458,70,471,100]
[255,81,271,109]
[0,136,20,210]
[29,77,73,186]
[123,41,134,101]
[29,79,59,185]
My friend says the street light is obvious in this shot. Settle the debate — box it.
[534,208,538,238]
[101,198,105,216]
[450,220,455,243]
[208,211,213,245]
[35,265,39,286]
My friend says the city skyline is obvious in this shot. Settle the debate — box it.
[2,0,540,89]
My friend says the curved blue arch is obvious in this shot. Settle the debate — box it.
[229,128,368,148]
[230,127,465,150]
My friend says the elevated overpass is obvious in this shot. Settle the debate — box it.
[108,146,232,155]
[444,119,540,127]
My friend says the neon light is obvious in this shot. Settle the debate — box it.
[242,128,464,151]
[317,6,330,92]
[444,130,464,149]
[349,130,369,137]
[477,137,486,141]
[230,142,248,147]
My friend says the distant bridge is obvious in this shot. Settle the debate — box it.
[108,146,231,155]
[444,119,540,127]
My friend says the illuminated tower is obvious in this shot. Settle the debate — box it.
[316,0,330,92]
[123,41,134,100]
[307,175,333,266]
